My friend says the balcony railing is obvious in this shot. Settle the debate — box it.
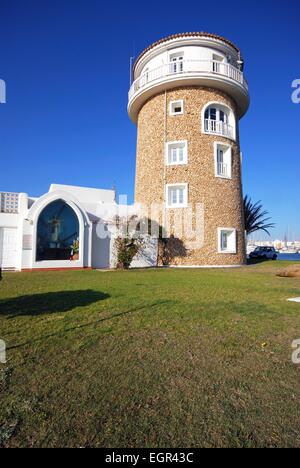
[0,192,19,213]
[129,60,248,100]
[204,118,233,139]
[217,162,228,177]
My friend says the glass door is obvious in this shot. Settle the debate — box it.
[171,56,184,73]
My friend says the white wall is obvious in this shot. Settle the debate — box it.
[0,213,19,228]
[109,233,158,269]
[131,236,158,268]
[139,45,231,77]
[91,222,111,269]
[0,186,158,271]
[50,184,115,204]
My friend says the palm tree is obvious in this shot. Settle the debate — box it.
[243,195,275,236]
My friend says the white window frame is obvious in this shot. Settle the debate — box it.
[165,140,188,166]
[218,228,237,254]
[201,101,236,141]
[169,100,184,116]
[169,52,184,73]
[166,183,188,209]
[214,142,232,179]
[212,53,225,73]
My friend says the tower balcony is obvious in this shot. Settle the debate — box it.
[128,59,249,123]
[204,118,234,139]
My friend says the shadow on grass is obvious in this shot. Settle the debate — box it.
[6,300,172,350]
[0,290,109,318]
[247,258,275,265]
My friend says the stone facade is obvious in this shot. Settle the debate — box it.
[134,86,246,266]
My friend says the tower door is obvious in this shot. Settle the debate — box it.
[217,148,225,176]
[212,54,225,74]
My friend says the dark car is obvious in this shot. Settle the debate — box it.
[249,246,277,260]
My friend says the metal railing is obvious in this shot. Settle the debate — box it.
[204,118,233,139]
[0,192,19,213]
[217,162,228,177]
[129,60,247,100]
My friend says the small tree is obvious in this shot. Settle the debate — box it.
[243,195,275,236]
[114,215,145,270]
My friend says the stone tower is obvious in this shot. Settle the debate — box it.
[128,32,250,266]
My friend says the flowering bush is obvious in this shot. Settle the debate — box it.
[114,216,144,270]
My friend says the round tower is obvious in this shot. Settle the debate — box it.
[128,32,250,266]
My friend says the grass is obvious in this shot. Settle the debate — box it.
[0,261,300,448]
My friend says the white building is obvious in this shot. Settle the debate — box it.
[0,184,156,271]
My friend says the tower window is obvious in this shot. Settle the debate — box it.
[166,141,188,165]
[205,107,229,125]
[205,107,217,121]
[214,142,232,178]
[218,228,237,253]
[203,103,236,140]
[170,100,184,115]
[166,184,188,208]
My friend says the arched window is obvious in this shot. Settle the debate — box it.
[203,103,235,140]
[36,199,79,261]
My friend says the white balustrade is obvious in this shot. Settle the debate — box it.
[204,118,233,139]
[129,60,247,101]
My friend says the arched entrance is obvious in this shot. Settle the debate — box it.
[36,199,79,261]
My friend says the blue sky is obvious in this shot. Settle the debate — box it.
[0,0,299,240]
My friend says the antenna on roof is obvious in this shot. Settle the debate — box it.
[112,182,117,202]
[129,56,135,86]
[129,40,136,86]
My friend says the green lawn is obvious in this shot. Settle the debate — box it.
[0,262,300,448]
